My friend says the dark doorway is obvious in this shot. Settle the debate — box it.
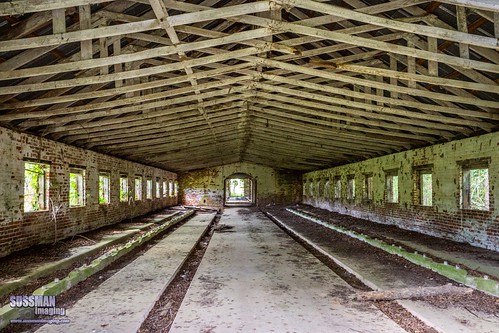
[224,173,255,206]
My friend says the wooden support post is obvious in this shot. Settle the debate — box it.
[125,62,133,98]
[79,5,92,60]
[456,6,470,59]
[389,55,398,99]
[407,40,417,89]
[52,9,66,34]
[113,39,122,88]
[427,37,438,76]
[353,85,361,103]
[364,85,372,104]
[494,12,499,39]
[376,76,384,106]
[99,36,108,75]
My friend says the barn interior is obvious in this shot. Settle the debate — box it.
[0,0,498,332]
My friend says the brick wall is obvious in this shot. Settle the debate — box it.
[303,132,499,251]
[0,126,178,258]
[179,162,302,208]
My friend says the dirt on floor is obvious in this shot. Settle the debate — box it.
[2,205,497,333]
[0,210,182,308]
[1,212,196,333]
[262,205,499,333]
[266,206,499,316]
[295,204,499,279]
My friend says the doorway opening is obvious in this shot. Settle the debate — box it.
[224,173,255,206]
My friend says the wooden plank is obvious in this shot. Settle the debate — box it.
[0,28,272,80]
[0,63,251,109]
[0,2,272,52]
[279,0,499,49]
[0,0,116,15]
[427,37,439,76]
[79,5,93,60]
[259,58,499,109]
[437,0,499,12]
[0,47,260,95]
[456,6,470,59]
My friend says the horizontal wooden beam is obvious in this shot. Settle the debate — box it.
[0,2,273,51]
[279,0,499,50]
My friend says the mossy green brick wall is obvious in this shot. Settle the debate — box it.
[0,126,178,258]
[303,132,499,251]
[180,162,302,207]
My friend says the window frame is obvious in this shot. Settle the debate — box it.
[363,173,373,202]
[69,167,86,207]
[347,175,355,201]
[24,160,50,212]
[413,166,433,207]
[385,170,399,204]
[119,174,129,202]
[98,172,110,205]
[135,176,143,201]
[146,177,153,200]
[156,177,161,199]
[169,180,174,198]
[459,159,490,211]
[333,176,341,200]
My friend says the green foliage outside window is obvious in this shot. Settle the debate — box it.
[420,173,432,206]
[99,174,110,204]
[24,162,49,212]
[120,176,128,202]
[468,168,489,210]
[69,170,85,207]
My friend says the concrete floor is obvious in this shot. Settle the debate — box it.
[170,208,405,333]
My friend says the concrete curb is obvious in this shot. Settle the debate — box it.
[0,210,194,330]
[287,208,499,297]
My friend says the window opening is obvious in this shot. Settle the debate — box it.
[386,171,399,203]
[69,168,85,207]
[462,166,489,210]
[120,175,129,202]
[135,176,142,201]
[99,173,110,205]
[24,161,49,212]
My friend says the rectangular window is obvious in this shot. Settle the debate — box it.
[462,165,489,210]
[24,161,49,212]
[363,174,373,201]
[98,173,110,205]
[324,180,331,199]
[347,176,355,200]
[135,176,142,201]
[146,178,153,199]
[420,172,433,206]
[334,177,341,199]
[386,171,399,204]
[120,175,128,202]
[174,181,178,197]
[156,178,161,198]
[163,180,167,197]
[169,180,174,198]
[69,168,85,207]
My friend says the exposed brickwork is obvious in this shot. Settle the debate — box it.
[303,132,499,251]
[0,127,178,258]
[179,162,302,208]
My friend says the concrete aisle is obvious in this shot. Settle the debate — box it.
[36,213,215,333]
[170,208,405,333]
